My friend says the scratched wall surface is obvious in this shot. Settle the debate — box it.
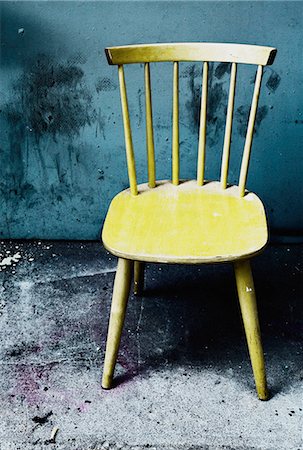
[0,1,302,239]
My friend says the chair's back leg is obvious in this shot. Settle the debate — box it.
[102,258,133,389]
[134,261,145,295]
[234,259,269,400]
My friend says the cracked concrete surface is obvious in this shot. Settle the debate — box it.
[0,241,302,449]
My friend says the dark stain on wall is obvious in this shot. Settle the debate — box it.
[95,76,117,93]
[137,88,144,126]
[0,54,98,222]
[185,65,201,133]
[236,105,252,138]
[67,53,87,65]
[7,54,96,142]
[266,71,281,93]
[235,105,269,138]
[255,105,269,129]
[206,64,228,146]
[181,65,201,79]
[185,63,228,145]
[54,152,66,184]
[214,62,231,80]
[2,110,26,192]
[206,85,228,147]
[95,108,106,139]
[183,62,277,147]
[234,68,281,139]
[207,83,228,127]
[2,55,96,142]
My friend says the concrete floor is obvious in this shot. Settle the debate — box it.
[0,240,302,450]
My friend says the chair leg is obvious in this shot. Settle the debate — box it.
[234,259,268,400]
[134,261,145,295]
[102,258,133,389]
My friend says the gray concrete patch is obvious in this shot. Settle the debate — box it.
[0,241,302,449]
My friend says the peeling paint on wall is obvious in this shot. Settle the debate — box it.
[1,53,98,206]
[3,55,96,143]
[0,50,108,238]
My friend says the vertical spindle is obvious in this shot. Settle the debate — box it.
[239,65,263,197]
[172,61,179,186]
[197,62,208,186]
[220,62,237,189]
[118,65,138,196]
[144,63,156,188]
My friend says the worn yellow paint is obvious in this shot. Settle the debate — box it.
[102,258,133,389]
[102,180,268,264]
[234,260,268,400]
[105,43,277,66]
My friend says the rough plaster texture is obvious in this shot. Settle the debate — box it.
[0,1,302,238]
[0,241,302,449]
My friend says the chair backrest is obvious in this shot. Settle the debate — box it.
[105,43,277,197]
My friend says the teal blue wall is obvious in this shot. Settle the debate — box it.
[0,1,302,239]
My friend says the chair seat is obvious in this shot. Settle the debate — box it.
[102,180,268,263]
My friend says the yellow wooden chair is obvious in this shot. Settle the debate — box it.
[101,43,277,399]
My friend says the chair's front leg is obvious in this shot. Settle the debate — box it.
[134,261,145,295]
[102,258,133,389]
[234,259,268,400]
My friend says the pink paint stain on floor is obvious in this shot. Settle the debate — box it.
[118,345,139,376]
[12,362,96,414]
[13,363,50,406]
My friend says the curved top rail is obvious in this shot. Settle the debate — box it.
[105,42,277,66]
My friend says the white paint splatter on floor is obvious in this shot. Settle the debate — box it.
[0,252,22,267]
